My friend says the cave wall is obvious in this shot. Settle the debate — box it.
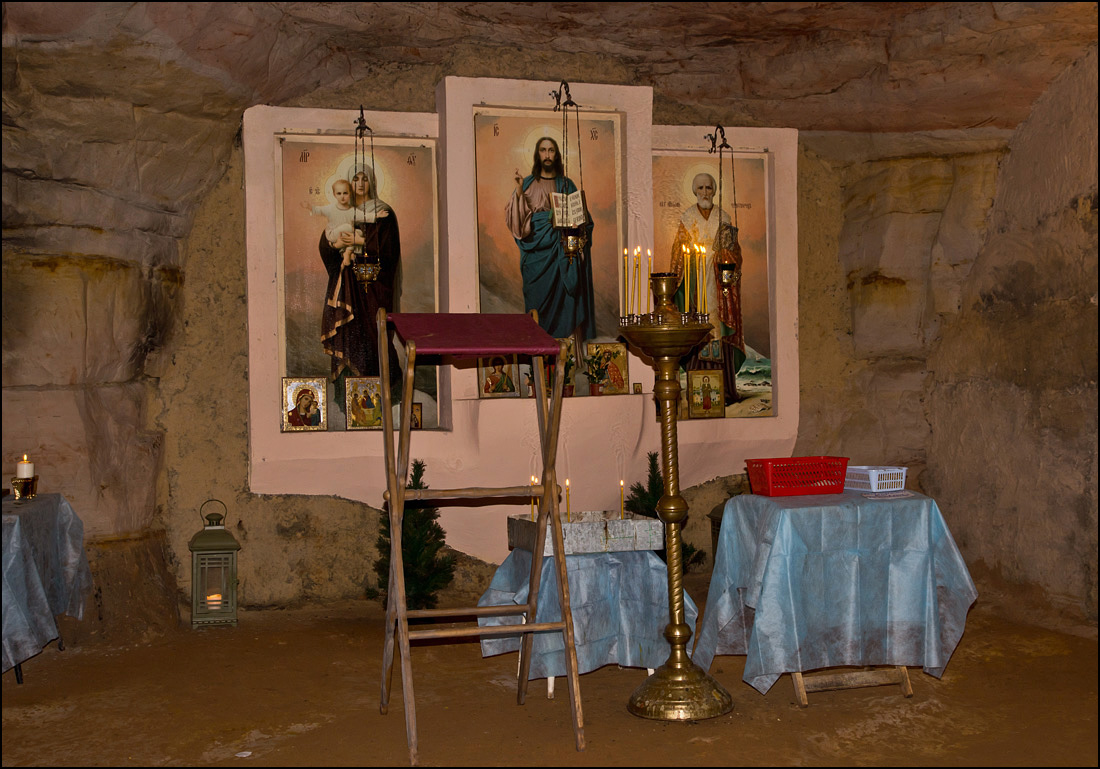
[925,47,1098,618]
[792,48,1098,620]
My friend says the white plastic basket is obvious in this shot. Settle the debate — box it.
[845,466,907,493]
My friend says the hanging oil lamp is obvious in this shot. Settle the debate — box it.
[550,81,590,264]
[351,106,381,285]
[708,124,744,293]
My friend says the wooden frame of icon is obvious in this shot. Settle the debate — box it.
[478,355,521,398]
[282,376,327,432]
[344,377,383,430]
[584,342,629,396]
[688,369,725,419]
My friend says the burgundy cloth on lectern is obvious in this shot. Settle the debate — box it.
[388,313,561,357]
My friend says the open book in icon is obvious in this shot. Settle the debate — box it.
[551,189,589,228]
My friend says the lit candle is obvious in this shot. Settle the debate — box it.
[16,454,34,479]
[633,252,641,315]
[646,249,652,313]
[694,245,702,312]
[700,245,708,315]
[622,248,629,315]
[620,479,625,520]
[682,245,691,312]
[207,592,223,611]
[565,478,571,522]
[531,475,537,520]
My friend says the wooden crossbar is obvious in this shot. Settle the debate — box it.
[408,621,566,642]
[792,666,913,707]
[385,484,558,502]
[406,605,529,620]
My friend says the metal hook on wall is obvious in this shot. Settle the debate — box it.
[705,124,730,154]
[550,80,580,111]
[354,104,372,138]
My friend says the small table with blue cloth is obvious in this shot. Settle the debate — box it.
[692,490,977,703]
[3,493,93,682]
[479,547,698,686]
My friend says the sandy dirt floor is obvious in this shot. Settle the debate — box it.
[2,570,1096,767]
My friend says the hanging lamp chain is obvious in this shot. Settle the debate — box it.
[705,124,738,229]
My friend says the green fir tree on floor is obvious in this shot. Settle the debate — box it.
[372,459,456,610]
[624,451,707,572]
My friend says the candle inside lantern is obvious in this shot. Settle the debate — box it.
[16,454,34,479]
[620,479,625,520]
[207,592,223,611]
[565,478,571,522]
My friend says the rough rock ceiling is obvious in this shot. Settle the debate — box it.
[4,2,1098,132]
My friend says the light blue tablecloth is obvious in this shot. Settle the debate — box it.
[3,493,93,672]
[692,490,978,694]
[478,548,698,679]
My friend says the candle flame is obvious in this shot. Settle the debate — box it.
[22,454,28,462]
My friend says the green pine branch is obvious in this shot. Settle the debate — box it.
[623,451,707,572]
[372,459,456,610]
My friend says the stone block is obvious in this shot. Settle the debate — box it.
[2,255,148,386]
[842,159,953,222]
[850,272,928,357]
[2,383,160,538]
[4,175,189,239]
[840,211,942,279]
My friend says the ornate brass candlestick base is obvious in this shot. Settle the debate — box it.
[619,273,734,721]
[11,475,38,500]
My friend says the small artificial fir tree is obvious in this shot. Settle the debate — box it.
[624,451,707,572]
[372,459,456,610]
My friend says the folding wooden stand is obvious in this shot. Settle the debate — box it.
[376,310,585,766]
[792,666,913,707]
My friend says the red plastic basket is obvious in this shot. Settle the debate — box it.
[745,456,849,496]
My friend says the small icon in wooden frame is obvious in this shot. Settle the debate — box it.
[345,377,383,430]
[584,341,629,395]
[479,355,520,398]
[688,369,725,419]
[282,376,327,431]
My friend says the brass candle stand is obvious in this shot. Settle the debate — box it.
[11,476,38,500]
[618,273,734,721]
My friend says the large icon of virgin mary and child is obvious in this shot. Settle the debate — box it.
[314,162,402,409]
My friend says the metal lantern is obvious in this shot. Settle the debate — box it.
[189,499,241,628]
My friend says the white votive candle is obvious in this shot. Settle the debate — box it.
[16,454,34,479]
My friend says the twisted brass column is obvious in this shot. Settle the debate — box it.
[620,274,734,721]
